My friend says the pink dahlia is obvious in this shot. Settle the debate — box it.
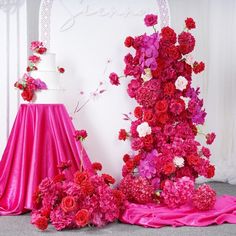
[192,184,216,210]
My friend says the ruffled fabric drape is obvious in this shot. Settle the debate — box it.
[0,104,92,215]
[120,195,236,227]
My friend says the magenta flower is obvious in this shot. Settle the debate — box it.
[206,132,216,145]
[144,14,158,27]
[109,72,120,86]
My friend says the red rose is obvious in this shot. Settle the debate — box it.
[109,72,120,86]
[102,173,116,185]
[185,17,196,30]
[123,154,131,163]
[143,109,154,123]
[21,88,34,101]
[187,154,200,166]
[118,129,128,141]
[74,171,89,184]
[206,165,215,178]
[164,82,175,96]
[37,47,47,54]
[75,209,90,227]
[81,180,94,195]
[134,106,143,119]
[206,132,216,145]
[52,173,65,183]
[34,216,48,231]
[124,36,134,47]
[163,162,176,175]
[193,61,205,74]
[144,14,158,27]
[58,67,65,73]
[92,162,102,171]
[61,196,77,212]
[155,100,168,113]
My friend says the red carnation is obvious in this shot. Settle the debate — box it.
[74,171,89,184]
[81,180,94,195]
[143,109,154,123]
[34,216,48,231]
[163,162,176,175]
[134,106,143,119]
[187,154,200,166]
[166,45,181,60]
[178,31,195,55]
[193,61,205,74]
[92,162,102,171]
[161,26,177,44]
[206,132,216,145]
[157,113,169,124]
[206,165,215,178]
[58,67,65,73]
[36,47,47,54]
[185,17,196,30]
[118,129,128,141]
[125,159,135,171]
[75,209,90,228]
[61,196,77,213]
[124,36,134,47]
[164,82,175,96]
[102,173,116,185]
[52,173,65,183]
[75,129,87,141]
[109,72,120,86]
[143,134,154,151]
[123,154,131,163]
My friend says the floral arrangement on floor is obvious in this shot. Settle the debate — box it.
[109,14,216,210]
[31,130,125,231]
[14,41,65,102]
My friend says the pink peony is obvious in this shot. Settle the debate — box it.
[192,184,216,210]
[144,14,158,27]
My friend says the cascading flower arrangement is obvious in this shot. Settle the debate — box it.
[31,130,125,231]
[109,14,216,210]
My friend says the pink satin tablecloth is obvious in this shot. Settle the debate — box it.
[120,195,236,227]
[0,104,92,215]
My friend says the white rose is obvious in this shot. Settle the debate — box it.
[136,122,152,138]
[175,76,188,91]
[141,68,152,81]
[173,156,185,168]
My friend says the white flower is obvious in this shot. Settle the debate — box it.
[180,96,190,108]
[136,122,152,138]
[173,156,185,168]
[141,68,152,81]
[175,76,188,91]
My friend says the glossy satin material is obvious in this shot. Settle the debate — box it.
[120,195,236,227]
[0,104,92,216]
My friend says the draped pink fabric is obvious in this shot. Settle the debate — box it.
[120,195,236,227]
[0,104,92,216]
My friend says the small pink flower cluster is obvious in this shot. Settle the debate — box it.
[110,15,216,210]
[31,162,124,231]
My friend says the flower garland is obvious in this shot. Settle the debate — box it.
[110,14,216,209]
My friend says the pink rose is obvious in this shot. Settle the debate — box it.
[144,14,158,27]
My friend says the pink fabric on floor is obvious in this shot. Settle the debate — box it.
[120,195,236,227]
[0,104,92,216]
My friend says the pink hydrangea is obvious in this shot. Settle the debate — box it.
[162,177,195,208]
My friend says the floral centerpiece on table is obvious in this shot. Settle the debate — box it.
[110,14,216,210]
[31,130,125,231]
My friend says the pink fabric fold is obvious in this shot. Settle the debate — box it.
[119,195,236,227]
[0,104,92,216]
